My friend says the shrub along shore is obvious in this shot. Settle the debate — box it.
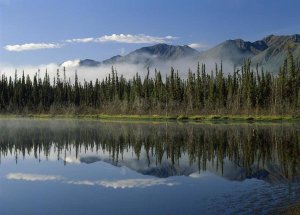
[0,113,299,123]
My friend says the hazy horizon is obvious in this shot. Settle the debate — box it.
[1,0,300,67]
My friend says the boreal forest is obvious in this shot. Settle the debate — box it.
[0,51,299,116]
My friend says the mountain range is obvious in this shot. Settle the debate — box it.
[62,34,300,72]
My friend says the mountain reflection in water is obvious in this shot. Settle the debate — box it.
[1,119,300,215]
[0,119,299,183]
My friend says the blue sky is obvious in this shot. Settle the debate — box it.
[0,0,300,65]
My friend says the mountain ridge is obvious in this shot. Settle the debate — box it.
[62,34,300,72]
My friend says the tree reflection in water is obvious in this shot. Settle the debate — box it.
[0,119,299,183]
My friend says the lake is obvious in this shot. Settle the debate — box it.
[0,119,299,215]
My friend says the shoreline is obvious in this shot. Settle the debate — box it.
[0,114,299,123]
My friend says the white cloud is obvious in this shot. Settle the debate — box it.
[165,36,175,39]
[65,34,177,44]
[65,38,94,43]
[0,62,147,84]
[189,171,214,179]
[0,55,208,85]
[99,178,177,189]
[96,34,177,44]
[64,156,81,164]
[6,173,64,181]
[188,43,207,50]
[67,180,96,186]
[4,34,177,52]
[67,178,178,189]
[6,172,178,189]
[4,43,61,52]
[61,59,80,68]
[189,172,201,178]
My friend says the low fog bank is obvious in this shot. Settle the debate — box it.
[0,59,237,83]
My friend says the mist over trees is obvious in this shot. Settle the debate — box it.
[0,52,299,115]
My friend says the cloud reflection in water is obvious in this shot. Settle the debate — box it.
[6,173,64,181]
[6,173,178,189]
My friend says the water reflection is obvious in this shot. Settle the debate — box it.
[0,119,299,183]
[6,172,177,189]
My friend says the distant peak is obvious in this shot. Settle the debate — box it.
[264,34,275,38]
[263,34,276,42]
[225,38,244,42]
[110,55,122,58]
[146,43,172,49]
[153,43,169,46]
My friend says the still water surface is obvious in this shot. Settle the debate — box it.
[0,119,299,215]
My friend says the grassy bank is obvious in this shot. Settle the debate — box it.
[0,113,299,123]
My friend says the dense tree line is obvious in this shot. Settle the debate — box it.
[0,52,299,115]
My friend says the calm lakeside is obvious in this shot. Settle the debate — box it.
[0,119,299,214]
[1,1,300,214]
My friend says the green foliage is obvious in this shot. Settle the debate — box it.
[0,55,299,115]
